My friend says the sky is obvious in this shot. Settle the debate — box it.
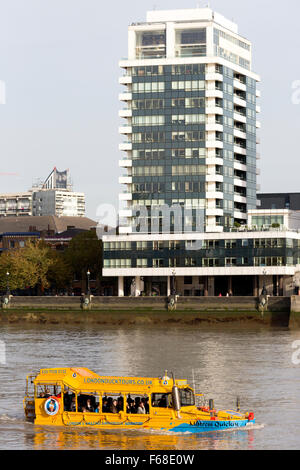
[0,0,299,220]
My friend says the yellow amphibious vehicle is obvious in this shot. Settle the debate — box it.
[24,368,255,433]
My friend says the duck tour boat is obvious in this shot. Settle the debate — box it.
[24,367,255,433]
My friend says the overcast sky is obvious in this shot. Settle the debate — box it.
[0,0,299,220]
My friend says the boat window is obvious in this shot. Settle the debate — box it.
[77,393,100,413]
[63,387,76,412]
[126,394,149,414]
[36,384,61,399]
[102,393,124,414]
[151,393,173,408]
[179,388,195,406]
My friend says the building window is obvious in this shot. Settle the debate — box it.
[153,259,164,268]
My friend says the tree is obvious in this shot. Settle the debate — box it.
[64,230,102,293]
[0,240,54,292]
[46,250,73,293]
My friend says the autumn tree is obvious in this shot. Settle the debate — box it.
[64,230,102,293]
[0,240,54,292]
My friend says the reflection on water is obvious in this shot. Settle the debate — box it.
[0,323,299,450]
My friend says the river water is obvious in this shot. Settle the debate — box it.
[0,322,299,450]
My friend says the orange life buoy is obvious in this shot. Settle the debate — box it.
[44,396,60,416]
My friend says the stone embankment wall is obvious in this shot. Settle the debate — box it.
[0,296,292,326]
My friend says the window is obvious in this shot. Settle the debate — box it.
[36,383,62,399]
[136,259,148,267]
[126,394,149,414]
[102,393,124,414]
[184,276,193,285]
[179,388,195,406]
[77,393,100,413]
[151,393,173,408]
[153,259,164,268]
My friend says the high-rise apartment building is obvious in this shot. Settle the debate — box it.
[103,8,300,298]
[118,8,260,234]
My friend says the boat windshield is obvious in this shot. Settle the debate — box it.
[179,388,195,406]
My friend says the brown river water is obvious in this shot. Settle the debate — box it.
[0,322,299,450]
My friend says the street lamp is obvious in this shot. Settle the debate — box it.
[87,270,91,296]
[6,271,10,296]
[171,269,176,296]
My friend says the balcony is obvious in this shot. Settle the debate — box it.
[234,128,247,140]
[206,208,224,217]
[205,89,223,99]
[206,140,224,149]
[233,95,246,107]
[234,161,247,172]
[234,178,247,188]
[119,176,132,184]
[234,144,247,155]
[206,191,224,200]
[119,109,132,118]
[119,142,132,151]
[234,194,247,204]
[233,78,247,92]
[206,72,223,82]
[205,156,224,166]
[119,192,132,201]
[119,125,132,134]
[233,112,247,124]
[234,210,247,220]
[206,106,223,115]
[119,209,133,217]
[206,123,223,132]
[119,92,132,101]
[206,174,224,183]
[119,159,132,168]
[119,76,132,85]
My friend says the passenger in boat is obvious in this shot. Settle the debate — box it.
[142,397,149,414]
[158,395,167,407]
[127,394,134,405]
[129,401,136,414]
[110,399,118,414]
[70,396,76,412]
[134,397,141,411]
[117,396,124,412]
[86,398,94,413]
[137,401,146,414]
[102,398,108,413]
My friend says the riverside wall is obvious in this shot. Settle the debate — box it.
[0,295,292,327]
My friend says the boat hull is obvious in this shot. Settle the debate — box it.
[168,419,254,433]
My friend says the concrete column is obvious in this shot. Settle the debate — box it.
[135,276,144,296]
[228,276,233,295]
[208,277,215,296]
[204,277,208,297]
[253,276,259,296]
[167,276,171,296]
[118,276,124,297]
[166,22,175,59]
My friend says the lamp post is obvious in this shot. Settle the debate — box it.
[171,269,176,296]
[262,269,267,295]
[87,270,91,296]
[6,271,10,296]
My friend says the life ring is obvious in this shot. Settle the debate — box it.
[44,396,60,416]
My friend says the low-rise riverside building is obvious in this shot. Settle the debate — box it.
[103,228,300,297]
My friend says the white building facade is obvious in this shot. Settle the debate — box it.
[103,8,300,297]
